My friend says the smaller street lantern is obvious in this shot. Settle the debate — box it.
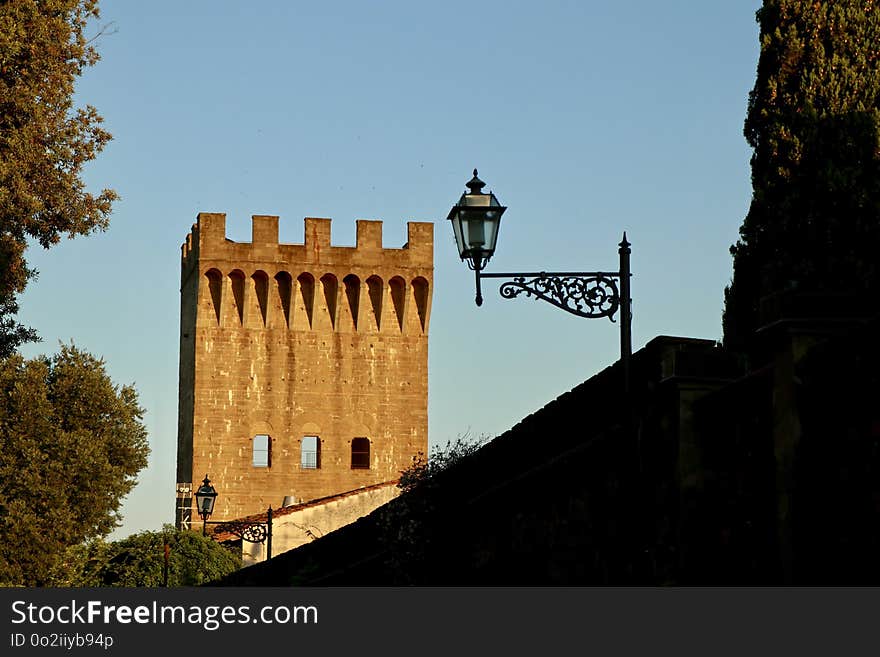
[446,169,506,274]
[194,474,217,535]
[193,473,273,558]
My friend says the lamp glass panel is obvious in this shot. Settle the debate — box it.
[464,215,486,248]
[451,214,466,258]
[483,215,498,253]
[465,194,491,207]
[195,484,216,516]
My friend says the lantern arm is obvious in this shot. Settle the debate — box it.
[202,508,275,560]
[476,270,625,321]
[205,506,274,546]
[210,518,270,543]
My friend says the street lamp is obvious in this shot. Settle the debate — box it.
[194,474,217,536]
[447,169,633,392]
[193,474,274,559]
[447,169,506,283]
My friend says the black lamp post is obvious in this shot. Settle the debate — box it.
[194,474,217,537]
[193,474,273,559]
[448,169,633,392]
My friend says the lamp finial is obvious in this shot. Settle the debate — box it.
[466,169,486,194]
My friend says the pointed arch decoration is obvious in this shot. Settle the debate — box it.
[343,274,361,330]
[229,269,246,325]
[367,275,383,330]
[297,272,315,329]
[321,273,338,329]
[275,271,292,328]
[412,277,429,332]
[252,270,269,326]
[205,269,222,325]
[390,276,406,332]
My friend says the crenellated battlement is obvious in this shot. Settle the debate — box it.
[182,213,433,278]
[180,212,433,336]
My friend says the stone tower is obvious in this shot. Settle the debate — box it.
[175,213,433,527]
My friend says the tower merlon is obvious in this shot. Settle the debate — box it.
[181,232,194,259]
[198,212,227,241]
[252,215,279,244]
[304,217,332,253]
[356,220,383,251]
[406,222,434,258]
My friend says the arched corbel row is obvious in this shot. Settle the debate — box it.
[199,268,429,334]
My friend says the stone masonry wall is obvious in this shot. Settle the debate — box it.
[176,213,432,523]
[238,481,401,566]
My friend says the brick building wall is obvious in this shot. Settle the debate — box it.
[176,213,432,526]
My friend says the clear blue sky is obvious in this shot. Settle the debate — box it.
[18,0,762,540]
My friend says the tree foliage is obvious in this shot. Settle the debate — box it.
[397,435,488,494]
[0,0,117,355]
[0,345,149,586]
[381,435,488,583]
[723,1,880,352]
[49,526,242,587]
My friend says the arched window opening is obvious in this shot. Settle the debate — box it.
[253,434,271,468]
[351,437,370,470]
[301,436,320,469]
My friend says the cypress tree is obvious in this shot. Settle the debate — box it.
[723,1,880,353]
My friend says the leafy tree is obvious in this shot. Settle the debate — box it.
[0,0,117,355]
[723,1,880,353]
[50,526,242,587]
[0,345,149,586]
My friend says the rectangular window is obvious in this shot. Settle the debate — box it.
[351,437,370,469]
[253,434,271,468]
[301,435,320,469]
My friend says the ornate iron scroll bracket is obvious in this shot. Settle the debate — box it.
[215,519,269,543]
[472,233,632,394]
[489,272,621,320]
[205,506,274,560]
